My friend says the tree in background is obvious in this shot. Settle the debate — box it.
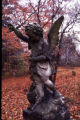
[59,35,80,66]
[2,0,80,77]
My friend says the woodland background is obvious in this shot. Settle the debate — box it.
[2,0,80,77]
[2,0,80,120]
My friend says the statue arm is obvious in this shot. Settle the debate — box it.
[30,52,57,62]
[8,24,29,43]
[30,54,57,62]
[30,55,46,62]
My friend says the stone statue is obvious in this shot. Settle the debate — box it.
[8,16,71,120]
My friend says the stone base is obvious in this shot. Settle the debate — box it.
[23,88,71,120]
[23,109,72,120]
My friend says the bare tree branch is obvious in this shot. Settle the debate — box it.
[29,0,41,25]
[60,11,80,43]
[16,12,35,29]
[38,0,41,14]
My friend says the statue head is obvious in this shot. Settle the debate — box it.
[25,16,64,46]
[25,23,43,41]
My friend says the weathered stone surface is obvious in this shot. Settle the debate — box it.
[8,16,71,120]
[23,87,71,120]
[23,17,71,120]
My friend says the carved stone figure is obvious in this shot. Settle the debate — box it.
[8,16,71,120]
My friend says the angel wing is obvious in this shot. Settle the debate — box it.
[48,16,64,52]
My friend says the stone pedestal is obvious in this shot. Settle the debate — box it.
[23,85,71,120]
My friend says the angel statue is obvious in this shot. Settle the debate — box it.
[8,16,71,120]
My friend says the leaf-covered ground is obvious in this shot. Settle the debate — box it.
[2,67,80,120]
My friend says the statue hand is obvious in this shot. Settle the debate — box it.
[8,24,15,32]
[46,52,54,61]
